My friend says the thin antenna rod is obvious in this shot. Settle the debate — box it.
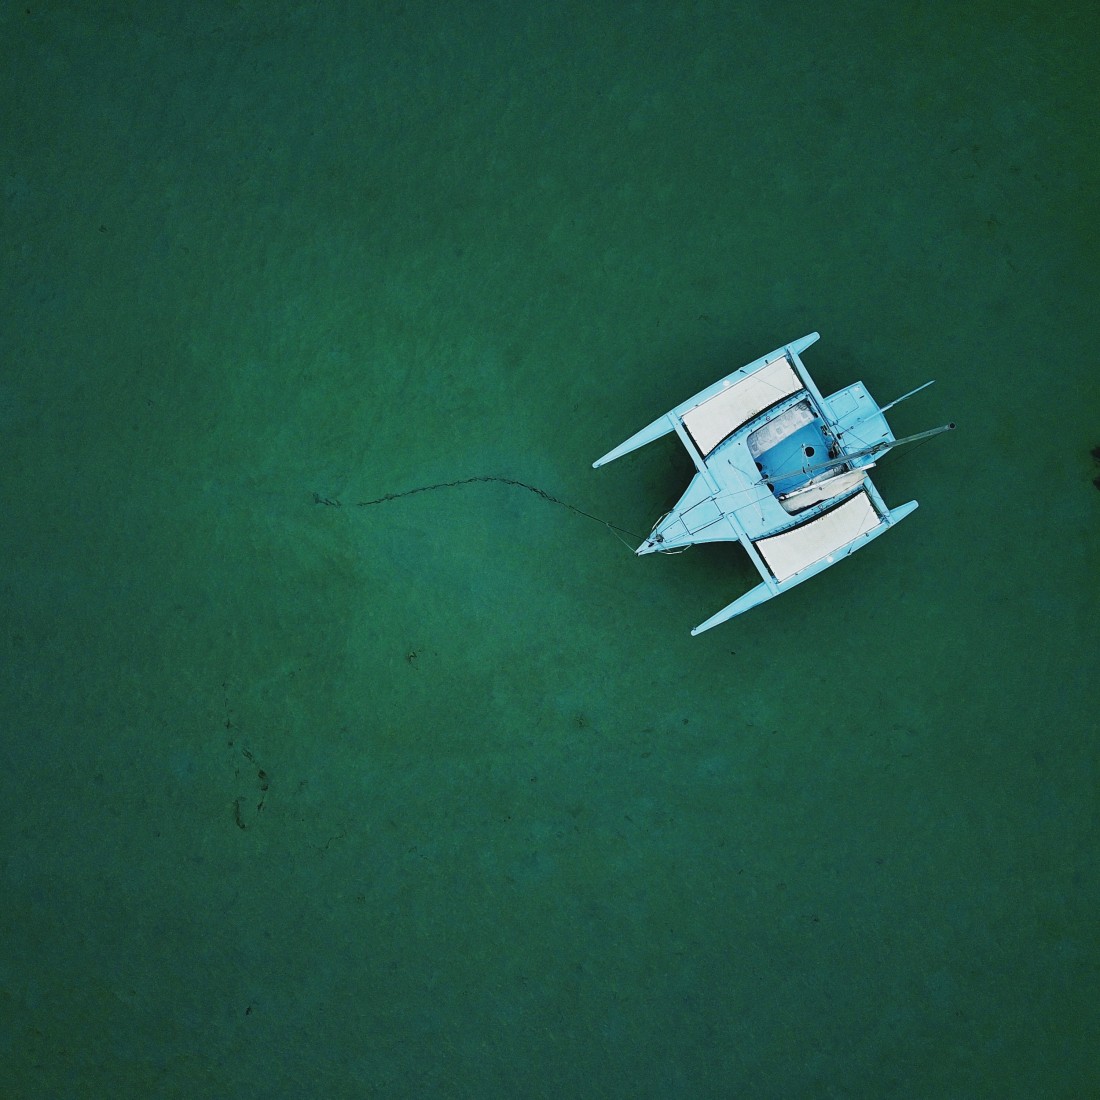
[879,380,935,416]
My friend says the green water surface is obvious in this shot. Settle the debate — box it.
[2,2,1098,1096]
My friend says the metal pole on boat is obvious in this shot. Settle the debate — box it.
[886,422,956,449]
[879,380,935,416]
[836,421,956,467]
[792,422,956,481]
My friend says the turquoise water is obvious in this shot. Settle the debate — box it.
[3,3,1098,1096]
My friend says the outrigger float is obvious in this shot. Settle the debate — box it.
[593,333,953,635]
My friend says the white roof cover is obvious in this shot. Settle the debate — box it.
[681,357,803,457]
[755,490,882,582]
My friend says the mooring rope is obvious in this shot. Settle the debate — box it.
[313,476,644,548]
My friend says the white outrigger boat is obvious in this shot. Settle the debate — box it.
[593,332,953,635]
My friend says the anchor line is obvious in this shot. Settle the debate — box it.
[333,476,644,545]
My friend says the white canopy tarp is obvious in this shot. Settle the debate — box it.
[681,356,803,457]
[754,490,882,582]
